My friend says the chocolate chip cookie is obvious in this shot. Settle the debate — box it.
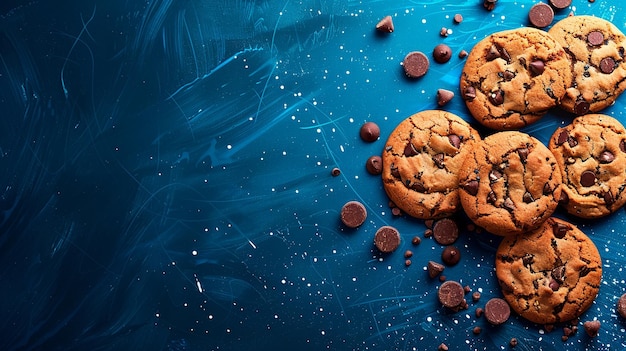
[548,16,626,114]
[460,27,572,130]
[382,110,480,219]
[548,114,626,218]
[495,217,602,324]
[459,131,562,236]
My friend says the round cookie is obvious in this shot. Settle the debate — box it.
[495,217,602,324]
[460,27,572,130]
[382,110,480,219]
[548,16,626,114]
[458,131,562,236]
[548,114,626,218]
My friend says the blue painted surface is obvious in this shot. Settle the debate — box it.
[1,0,626,350]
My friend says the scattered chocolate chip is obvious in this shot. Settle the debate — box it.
[439,27,449,37]
[438,280,465,309]
[464,285,471,293]
[404,142,418,156]
[476,307,484,318]
[489,90,505,105]
[424,228,433,238]
[438,343,449,351]
[528,2,554,28]
[556,130,569,145]
[428,260,445,278]
[458,49,468,59]
[437,89,455,106]
[433,218,459,245]
[587,31,605,46]
[375,15,394,33]
[509,338,518,347]
[439,275,447,282]
[463,179,479,196]
[599,150,615,163]
[552,222,569,239]
[600,57,617,74]
[448,134,461,148]
[522,253,534,266]
[374,226,401,253]
[433,153,445,168]
[390,164,400,178]
[583,320,601,337]
[549,0,572,9]
[433,44,452,63]
[341,201,367,228]
[561,335,569,342]
[543,183,552,195]
[442,246,461,266]
[580,170,596,187]
[425,219,434,229]
[563,326,573,336]
[498,46,511,62]
[404,250,413,258]
[463,86,477,100]
[484,0,497,11]
[453,14,463,23]
[529,60,545,76]
[365,155,383,175]
[360,122,380,142]
[523,191,534,203]
[617,293,626,318]
[412,236,421,245]
[473,326,482,335]
[472,291,481,302]
[331,167,341,176]
[391,207,402,216]
[484,298,511,325]
[403,51,430,78]
[405,259,412,267]
[574,99,590,115]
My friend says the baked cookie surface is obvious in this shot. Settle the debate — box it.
[548,15,626,114]
[548,114,626,218]
[459,131,562,236]
[495,217,602,324]
[460,27,572,130]
[381,110,480,219]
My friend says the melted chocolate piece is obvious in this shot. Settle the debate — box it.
[552,222,569,238]
[448,134,461,148]
[599,150,615,163]
[580,170,596,187]
[464,180,479,195]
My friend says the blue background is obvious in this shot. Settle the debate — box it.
[1,0,626,350]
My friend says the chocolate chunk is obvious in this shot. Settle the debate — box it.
[580,265,591,277]
[341,201,367,228]
[438,280,465,308]
[543,182,552,195]
[374,226,401,253]
[559,190,569,204]
[390,164,400,178]
[587,31,604,46]
[433,218,459,245]
[552,222,569,239]
[523,191,534,203]
[567,136,578,147]
[453,14,463,23]
[489,90,504,105]
[410,181,425,192]
[599,150,615,163]
[580,170,596,187]
[403,51,430,78]
[404,250,413,258]
[486,45,501,61]
[556,130,569,145]
[463,180,479,195]
[529,60,545,76]
[404,142,418,156]
[498,46,511,63]
[604,190,615,206]
[472,291,481,302]
[583,320,600,337]
[489,169,502,182]
[375,15,394,33]
[549,279,560,291]
[405,259,412,267]
[331,167,341,176]
[427,260,445,278]
[438,343,449,351]
[522,253,534,266]
[503,197,515,211]
[365,155,383,175]
[463,86,477,100]
[448,134,461,148]
[433,44,452,63]
[433,153,445,168]
[439,27,449,37]
[484,298,511,325]
[573,99,590,115]
[502,70,516,81]
[552,265,566,282]
[617,293,626,318]
[509,338,518,347]
[360,122,380,142]
[473,326,482,335]
[436,89,455,106]
[441,246,461,266]
[528,2,554,28]
[600,57,617,74]
[549,0,572,9]
[487,191,497,205]
[518,147,529,162]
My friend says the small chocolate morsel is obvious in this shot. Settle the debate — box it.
[549,279,560,291]
[433,44,452,63]
[439,27,449,37]
[341,201,367,228]
[360,122,380,142]
[559,190,569,204]
[523,191,534,203]
[587,31,604,46]
[448,134,461,148]
[412,236,421,245]
[442,246,461,266]
[438,343,449,351]
[486,45,500,61]
[473,326,482,335]
[458,49,468,59]
[599,150,615,163]
[374,225,401,253]
[463,86,476,100]
[472,291,481,302]
[529,60,545,76]
[567,136,578,147]
[436,89,455,106]
[331,167,341,176]
[484,298,511,325]
[404,250,413,258]
[528,2,554,28]
[403,51,430,78]
[509,338,518,347]
[489,169,503,181]
[375,15,394,33]
[476,307,484,318]
[617,293,626,318]
[405,259,412,267]
[433,218,459,245]
[573,99,590,115]
[600,57,617,74]
[433,153,445,168]
[549,0,572,9]
[489,90,504,105]
[552,265,566,282]
[404,142,418,157]
[502,70,515,81]
[427,260,445,278]
[583,320,601,337]
[438,280,465,308]
[453,14,463,24]
[463,180,479,196]
[552,222,569,239]
[580,170,596,187]
[365,155,383,175]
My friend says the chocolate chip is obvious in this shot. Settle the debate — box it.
[453,14,463,23]
[567,136,578,148]
[556,130,569,145]
[483,0,497,11]
[600,57,617,74]
[502,70,516,81]
[439,27,449,37]
[528,2,554,28]
[617,293,626,318]
[580,170,596,187]
[404,250,413,258]
[331,167,341,176]
[458,50,468,59]
[552,265,566,282]
[489,169,502,182]
[599,150,615,163]
[374,226,401,253]
[583,320,600,337]
[427,260,445,278]
[473,326,482,335]
[463,180,479,195]
[543,183,552,195]
[580,265,591,277]
[448,134,461,148]
[433,218,459,245]
[523,191,534,203]
[360,122,380,142]
[366,155,383,175]
[509,338,518,347]
[472,291,481,302]
[621,140,626,153]
[341,201,367,228]
[498,46,511,63]
[411,181,426,192]
[405,259,412,267]
[433,44,452,63]
[463,86,477,100]
[436,89,455,106]
[489,90,504,105]
[412,236,421,245]
[552,222,569,238]
[487,191,497,205]
[390,164,400,178]
[529,60,545,76]
[522,253,534,266]
[438,280,465,308]
[433,153,445,168]
[573,99,590,115]
[604,190,615,206]
[559,190,569,205]
[549,279,560,291]
[404,142,418,156]
[438,343,449,351]
[518,148,529,162]
[442,246,461,266]
[486,45,501,61]
[503,197,515,211]
[587,31,604,46]
[403,51,430,78]
[484,298,511,325]
[375,15,394,33]
[549,0,572,9]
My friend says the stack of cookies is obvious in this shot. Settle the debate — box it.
[380,15,626,326]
